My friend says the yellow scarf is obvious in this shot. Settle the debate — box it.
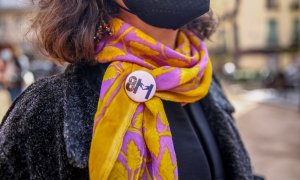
[89,18,213,180]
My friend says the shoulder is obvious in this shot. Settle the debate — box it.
[0,73,67,178]
[0,74,66,159]
[1,62,109,125]
[0,61,108,164]
[1,73,64,126]
[0,61,109,136]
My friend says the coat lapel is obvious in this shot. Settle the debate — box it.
[62,63,108,168]
[200,75,253,179]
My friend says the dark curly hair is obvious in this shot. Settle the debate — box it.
[31,0,218,63]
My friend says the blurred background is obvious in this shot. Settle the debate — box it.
[0,0,299,179]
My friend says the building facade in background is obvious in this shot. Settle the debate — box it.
[210,0,300,72]
[0,0,33,54]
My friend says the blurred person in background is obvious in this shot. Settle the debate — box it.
[0,56,5,88]
[0,0,263,180]
[0,43,23,102]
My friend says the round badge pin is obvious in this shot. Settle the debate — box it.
[125,70,156,102]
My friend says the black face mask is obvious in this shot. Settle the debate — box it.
[118,0,210,30]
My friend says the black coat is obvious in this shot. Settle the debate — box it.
[0,62,260,180]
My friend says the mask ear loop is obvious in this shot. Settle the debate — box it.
[114,2,136,15]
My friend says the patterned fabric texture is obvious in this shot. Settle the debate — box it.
[89,18,213,180]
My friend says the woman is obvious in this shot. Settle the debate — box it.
[0,0,262,179]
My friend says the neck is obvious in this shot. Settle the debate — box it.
[117,10,178,49]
